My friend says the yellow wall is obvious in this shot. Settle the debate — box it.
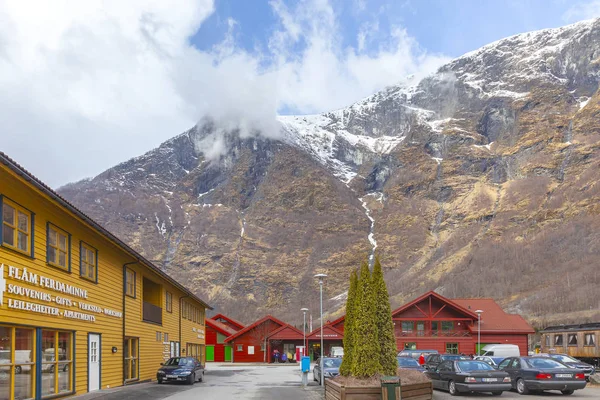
[0,164,208,399]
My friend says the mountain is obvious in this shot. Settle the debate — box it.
[59,19,600,326]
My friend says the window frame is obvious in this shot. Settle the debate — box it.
[236,344,243,352]
[544,334,550,347]
[125,268,136,298]
[0,196,35,257]
[445,342,459,354]
[584,333,595,347]
[124,337,139,381]
[46,222,71,272]
[79,241,98,283]
[166,291,172,313]
[554,334,564,346]
[567,333,578,346]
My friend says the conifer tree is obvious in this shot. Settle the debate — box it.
[339,269,357,376]
[351,261,380,377]
[372,257,398,375]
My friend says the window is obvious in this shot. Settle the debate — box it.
[498,359,511,370]
[0,326,37,400]
[1,198,33,255]
[446,343,459,354]
[156,331,162,342]
[80,242,97,282]
[166,292,172,313]
[41,330,73,397]
[124,268,136,297]
[568,333,578,346]
[124,337,139,381]
[47,223,69,270]
[217,333,227,344]
[237,345,243,352]
[554,334,564,346]
[401,321,414,332]
[584,333,595,346]
[441,321,454,331]
[545,335,550,347]
[186,343,203,362]
[404,342,416,350]
[164,333,169,342]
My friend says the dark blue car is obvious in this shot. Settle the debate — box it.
[157,357,204,385]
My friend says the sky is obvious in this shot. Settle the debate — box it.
[1,0,599,188]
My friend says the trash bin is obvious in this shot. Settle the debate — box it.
[380,376,401,400]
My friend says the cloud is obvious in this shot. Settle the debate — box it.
[563,0,600,22]
[0,0,449,187]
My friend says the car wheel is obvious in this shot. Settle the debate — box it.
[189,373,195,385]
[561,390,574,395]
[516,378,529,395]
[448,380,459,396]
[15,366,22,374]
[198,372,203,382]
[491,392,502,396]
[157,378,163,384]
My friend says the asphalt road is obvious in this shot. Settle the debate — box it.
[432,386,600,399]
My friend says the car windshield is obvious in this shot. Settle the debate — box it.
[525,358,565,369]
[323,358,342,368]
[164,357,194,367]
[457,361,495,371]
[397,357,420,367]
[441,355,469,361]
[551,354,578,363]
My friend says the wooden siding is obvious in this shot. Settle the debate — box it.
[0,163,208,398]
[205,325,226,362]
[541,330,600,359]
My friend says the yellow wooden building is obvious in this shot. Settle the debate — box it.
[0,152,211,400]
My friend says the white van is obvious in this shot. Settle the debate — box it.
[330,347,344,357]
[481,344,520,358]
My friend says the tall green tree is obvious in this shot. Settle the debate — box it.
[339,269,358,376]
[372,257,398,375]
[351,261,380,377]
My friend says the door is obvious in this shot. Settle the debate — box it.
[224,346,232,362]
[88,334,101,391]
[206,345,215,362]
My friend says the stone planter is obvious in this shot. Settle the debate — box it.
[325,379,432,400]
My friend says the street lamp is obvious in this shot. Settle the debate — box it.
[475,310,483,356]
[301,308,309,357]
[315,273,327,386]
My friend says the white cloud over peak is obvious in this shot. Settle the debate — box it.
[0,0,449,187]
[563,0,600,22]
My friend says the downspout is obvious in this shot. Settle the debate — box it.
[179,295,190,356]
[122,260,139,385]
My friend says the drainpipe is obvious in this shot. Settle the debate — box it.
[122,260,139,385]
[179,295,190,356]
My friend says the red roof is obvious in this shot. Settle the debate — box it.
[267,324,304,340]
[206,318,237,336]
[224,315,286,342]
[307,324,344,340]
[391,291,480,319]
[210,313,245,331]
[452,298,534,334]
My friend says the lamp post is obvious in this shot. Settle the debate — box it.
[315,273,327,386]
[301,308,308,356]
[475,310,483,356]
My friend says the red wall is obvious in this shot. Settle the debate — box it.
[395,334,529,356]
[479,334,529,356]
[205,325,226,362]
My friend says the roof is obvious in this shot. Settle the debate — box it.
[307,323,344,339]
[205,318,237,336]
[391,291,480,320]
[0,152,212,310]
[452,298,534,334]
[540,322,600,333]
[224,315,286,342]
[267,324,304,340]
[210,313,245,330]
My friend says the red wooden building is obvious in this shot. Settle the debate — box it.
[267,324,306,362]
[224,315,286,362]
[211,313,245,332]
[306,323,344,360]
[391,291,534,356]
[205,318,237,362]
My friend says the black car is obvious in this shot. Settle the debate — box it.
[157,357,205,385]
[497,356,587,395]
[426,360,512,396]
[535,353,595,380]
[424,353,470,371]
[397,356,426,372]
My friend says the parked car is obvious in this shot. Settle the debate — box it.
[329,346,344,357]
[424,353,470,371]
[497,356,587,395]
[156,357,204,385]
[397,356,426,372]
[481,344,521,358]
[313,357,342,384]
[474,356,507,368]
[397,349,438,361]
[426,359,512,396]
[534,353,595,380]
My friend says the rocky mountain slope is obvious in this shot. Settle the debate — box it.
[59,19,600,326]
